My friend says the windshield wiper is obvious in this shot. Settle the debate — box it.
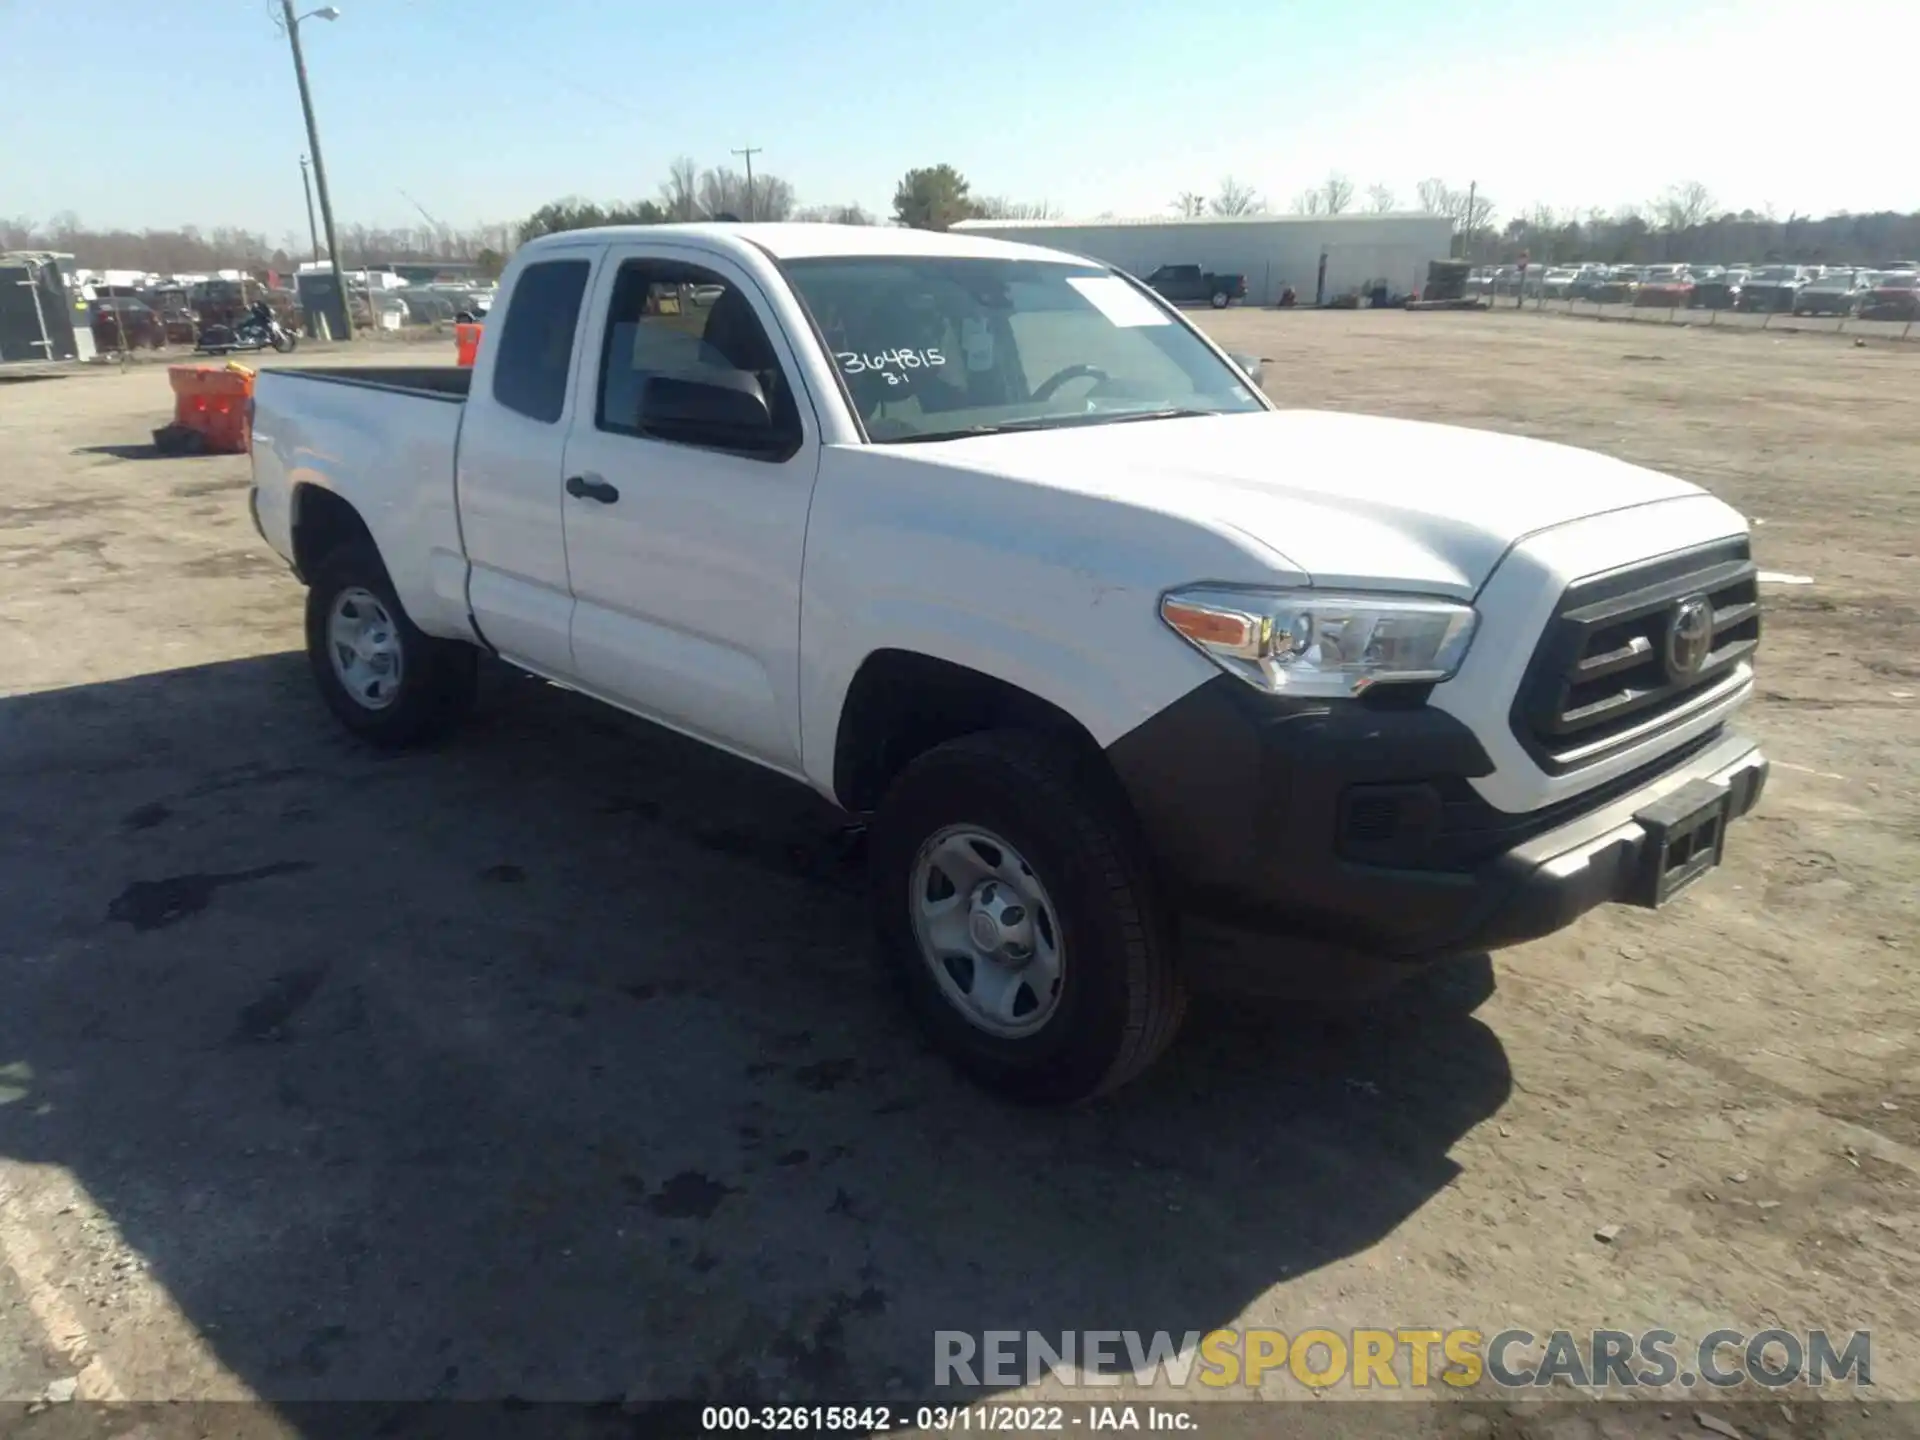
[884,408,1221,444]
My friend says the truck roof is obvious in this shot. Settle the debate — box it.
[515,222,1089,267]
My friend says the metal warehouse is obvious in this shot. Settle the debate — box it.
[954,213,1455,306]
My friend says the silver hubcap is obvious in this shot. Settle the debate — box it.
[910,826,1064,1038]
[326,587,404,710]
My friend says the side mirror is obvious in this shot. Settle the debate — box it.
[640,370,774,448]
[1228,353,1265,386]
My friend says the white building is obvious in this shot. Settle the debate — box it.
[953,213,1455,306]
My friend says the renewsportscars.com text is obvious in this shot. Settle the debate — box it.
[934,1328,1872,1391]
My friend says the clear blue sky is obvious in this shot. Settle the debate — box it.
[1,0,1902,245]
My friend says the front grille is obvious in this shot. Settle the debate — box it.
[1512,538,1759,773]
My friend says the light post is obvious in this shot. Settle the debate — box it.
[732,145,762,221]
[298,155,320,264]
[282,2,349,339]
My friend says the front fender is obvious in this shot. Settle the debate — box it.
[794,451,1274,797]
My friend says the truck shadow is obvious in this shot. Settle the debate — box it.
[0,654,1511,1428]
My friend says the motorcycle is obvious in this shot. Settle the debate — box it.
[196,308,297,355]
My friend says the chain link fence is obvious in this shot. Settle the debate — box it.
[1479,277,1918,344]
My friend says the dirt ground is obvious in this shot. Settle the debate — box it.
[0,312,1915,1433]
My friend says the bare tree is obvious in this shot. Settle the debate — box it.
[1654,180,1715,232]
[1171,191,1207,219]
[1290,188,1325,216]
[658,157,700,221]
[1366,184,1396,214]
[972,196,1060,221]
[1321,173,1355,215]
[1209,177,1264,217]
[794,203,875,225]
[697,166,795,222]
[1414,178,1497,237]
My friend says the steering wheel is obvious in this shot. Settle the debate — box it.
[1030,364,1112,403]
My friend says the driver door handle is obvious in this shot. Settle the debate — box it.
[565,473,619,504]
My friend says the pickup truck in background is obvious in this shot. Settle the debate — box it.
[1144,263,1248,308]
[250,223,1767,1103]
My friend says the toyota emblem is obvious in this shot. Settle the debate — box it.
[1665,595,1714,679]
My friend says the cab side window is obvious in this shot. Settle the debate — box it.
[490,259,590,424]
[595,260,801,459]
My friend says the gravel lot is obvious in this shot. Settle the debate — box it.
[1,313,1915,1430]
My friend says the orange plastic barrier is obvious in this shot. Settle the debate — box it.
[169,364,256,454]
[455,322,483,367]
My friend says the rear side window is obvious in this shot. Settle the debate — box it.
[491,258,590,423]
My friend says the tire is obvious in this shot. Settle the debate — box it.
[304,540,476,747]
[869,729,1185,1104]
[271,330,294,353]
[1210,290,1230,309]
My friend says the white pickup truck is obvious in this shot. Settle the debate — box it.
[249,223,1767,1103]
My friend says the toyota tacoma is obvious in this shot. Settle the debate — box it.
[248,223,1767,1103]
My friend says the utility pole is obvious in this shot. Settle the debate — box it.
[299,156,321,264]
[732,145,762,222]
[1463,179,1477,262]
[281,0,350,339]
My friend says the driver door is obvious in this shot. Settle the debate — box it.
[558,244,821,774]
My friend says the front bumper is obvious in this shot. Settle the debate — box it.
[1104,679,1766,996]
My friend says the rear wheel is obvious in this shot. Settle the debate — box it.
[1210,290,1231,309]
[304,541,476,747]
[869,730,1185,1104]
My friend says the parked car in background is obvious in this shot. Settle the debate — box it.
[1858,270,1919,320]
[1487,265,1532,297]
[1737,265,1809,312]
[1634,265,1695,307]
[89,296,166,350]
[155,304,199,345]
[1690,267,1746,309]
[1144,263,1247,308]
[1537,267,1579,298]
[1793,269,1873,316]
[398,289,460,326]
[190,278,251,328]
[350,290,410,331]
[1567,264,1611,301]
[1591,267,1641,304]
[1528,268,1574,299]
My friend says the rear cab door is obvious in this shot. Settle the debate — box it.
[456,245,600,676]
[556,236,827,775]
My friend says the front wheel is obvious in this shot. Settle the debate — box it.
[869,730,1186,1104]
[271,328,296,353]
[305,541,476,747]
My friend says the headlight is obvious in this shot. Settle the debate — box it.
[1160,588,1477,697]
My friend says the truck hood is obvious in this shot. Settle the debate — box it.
[924,408,1718,596]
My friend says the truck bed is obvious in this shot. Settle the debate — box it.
[250,361,476,644]
[273,365,472,400]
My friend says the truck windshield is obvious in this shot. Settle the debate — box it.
[782,256,1265,443]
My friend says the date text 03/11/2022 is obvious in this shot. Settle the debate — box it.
[700,1404,1196,1432]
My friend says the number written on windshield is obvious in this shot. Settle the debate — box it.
[837,348,947,376]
